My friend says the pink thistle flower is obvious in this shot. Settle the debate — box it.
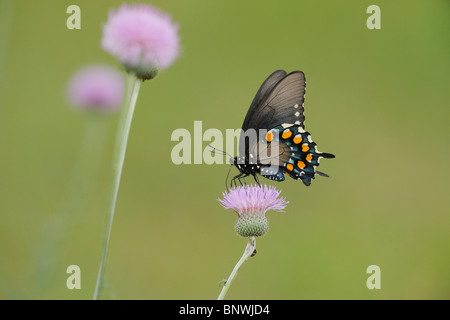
[218,185,288,237]
[101,4,180,80]
[66,64,125,113]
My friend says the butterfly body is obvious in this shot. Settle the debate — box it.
[231,154,285,186]
[231,69,335,187]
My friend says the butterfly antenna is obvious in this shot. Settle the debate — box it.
[208,144,235,191]
[208,144,233,159]
[225,164,233,192]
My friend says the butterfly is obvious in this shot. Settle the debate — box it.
[229,70,335,187]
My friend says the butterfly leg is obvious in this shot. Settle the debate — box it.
[239,173,251,186]
[230,173,244,189]
[231,173,250,189]
[230,176,237,189]
[253,174,261,186]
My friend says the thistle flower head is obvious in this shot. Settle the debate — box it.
[66,64,125,113]
[101,4,180,80]
[218,184,288,237]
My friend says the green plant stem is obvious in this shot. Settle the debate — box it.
[93,74,141,300]
[32,115,109,295]
[0,0,14,91]
[217,237,256,300]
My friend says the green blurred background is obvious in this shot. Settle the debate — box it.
[0,0,449,299]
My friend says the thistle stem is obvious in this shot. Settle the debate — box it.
[217,237,256,300]
[93,74,141,300]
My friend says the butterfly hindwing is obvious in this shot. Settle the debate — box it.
[258,165,285,182]
[257,125,335,186]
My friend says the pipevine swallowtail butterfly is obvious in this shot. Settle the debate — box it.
[229,69,335,187]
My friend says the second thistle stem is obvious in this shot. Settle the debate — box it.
[93,74,141,300]
[217,237,256,300]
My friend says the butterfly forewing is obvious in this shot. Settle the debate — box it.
[241,70,287,132]
[239,71,306,158]
[242,71,306,133]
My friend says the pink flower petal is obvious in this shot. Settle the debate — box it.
[218,184,288,216]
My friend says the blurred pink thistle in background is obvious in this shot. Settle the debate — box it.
[101,4,180,80]
[66,64,125,114]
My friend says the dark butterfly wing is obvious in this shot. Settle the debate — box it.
[248,125,335,186]
[239,71,306,157]
[242,71,306,132]
[249,139,291,182]
[235,70,334,186]
[266,125,335,186]
[241,70,287,132]
[250,139,291,168]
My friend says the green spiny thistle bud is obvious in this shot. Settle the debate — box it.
[235,212,268,237]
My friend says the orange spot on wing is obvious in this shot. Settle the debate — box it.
[286,163,294,171]
[306,154,313,162]
[297,161,306,169]
[266,131,274,142]
[293,135,303,144]
[282,129,292,139]
[302,144,310,152]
